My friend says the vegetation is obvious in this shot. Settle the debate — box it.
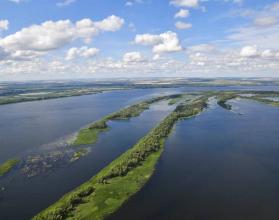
[73,94,183,146]
[33,97,207,220]
[209,90,279,109]
[216,92,238,110]
[70,149,90,162]
[244,96,279,107]
[0,159,19,177]
[0,88,110,105]
[237,91,279,107]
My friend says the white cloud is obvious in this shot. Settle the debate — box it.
[1,44,279,81]
[240,45,258,57]
[0,20,9,31]
[0,15,124,60]
[94,15,125,32]
[65,46,99,60]
[153,54,161,60]
[123,52,145,63]
[56,0,76,7]
[135,34,162,46]
[261,49,274,58]
[170,0,199,8]
[174,9,190,18]
[254,16,277,27]
[175,21,192,29]
[135,31,183,54]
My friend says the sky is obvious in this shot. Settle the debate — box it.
[0,0,279,81]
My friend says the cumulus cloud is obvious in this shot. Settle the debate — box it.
[0,20,9,31]
[65,46,99,60]
[170,0,199,8]
[240,45,258,57]
[123,52,145,63]
[56,0,76,7]
[175,21,192,29]
[174,9,190,18]
[94,15,125,31]
[1,43,279,81]
[135,31,183,54]
[0,15,124,60]
[134,34,162,46]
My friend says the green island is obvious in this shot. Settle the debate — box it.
[73,94,183,146]
[0,88,125,106]
[216,92,238,110]
[0,159,20,177]
[213,91,279,110]
[33,96,207,220]
[243,92,279,107]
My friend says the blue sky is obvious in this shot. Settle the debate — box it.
[0,0,279,80]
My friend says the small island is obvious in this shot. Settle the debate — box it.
[0,159,19,177]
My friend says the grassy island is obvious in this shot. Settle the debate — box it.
[216,92,238,110]
[0,159,19,177]
[247,97,279,106]
[0,89,106,105]
[73,94,183,146]
[33,97,207,220]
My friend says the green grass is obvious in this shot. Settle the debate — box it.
[73,127,108,145]
[0,159,19,177]
[215,92,238,110]
[71,148,163,220]
[71,149,90,162]
[33,97,207,220]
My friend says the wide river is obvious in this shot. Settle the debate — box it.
[0,86,278,219]
[111,97,279,220]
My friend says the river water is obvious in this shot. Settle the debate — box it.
[0,86,278,219]
[111,98,279,220]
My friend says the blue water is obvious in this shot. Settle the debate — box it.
[111,99,279,220]
[0,86,278,219]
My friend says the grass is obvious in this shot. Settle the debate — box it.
[215,92,238,110]
[0,159,19,177]
[71,149,90,162]
[33,97,207,220]
[71,148,163,220]
[73,127,108,145]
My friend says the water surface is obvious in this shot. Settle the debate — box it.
[111,99,279,220]
[1,86,278,219]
